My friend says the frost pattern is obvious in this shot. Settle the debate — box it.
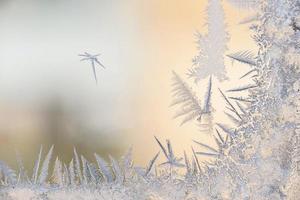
[188,0,229,82]
[1,0,300,199]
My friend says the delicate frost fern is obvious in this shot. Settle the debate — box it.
[171,71,203,125]
[94,153,113,183]
[109,155,123,183]
[227,50,256,66]
[1,0,299,199]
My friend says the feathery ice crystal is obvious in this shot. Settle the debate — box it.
[1,0,300,199]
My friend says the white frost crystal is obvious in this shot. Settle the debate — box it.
[0,0,300,199]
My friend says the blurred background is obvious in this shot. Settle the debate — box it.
[0,0,256,170]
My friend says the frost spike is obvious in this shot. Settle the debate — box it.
[213,136,223,151]
[69,159,75,186]
[225,106,237,114]
[215,128,225,144]
[73,147,83,184]
[229,96,254,103]
[235,101,246,114]
[191,147,202,173]
[38,145,54,184]
[166,139,174,160]
[217,123,235,138]
[219,88,242,120]
[224,111,241,124]
[32,145,43,184]
[122,147,133,170]
[196,152,219,157]
[154,136,169,159]
[109,155,123,183]
[240,69,257,79]
[81,155,88,185]
[145,152,160,176]
[203,76,212,113]
[193,140,218,153]
[225,133,229,145]
[51,157,63,186]
[239,14,259,24]
[226,84,257,92]
[184,151,191,175]
[227,50,256,66]
[63,163,70,185]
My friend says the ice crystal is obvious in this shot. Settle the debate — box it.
[1,0,300,199]
[188,0,229,82]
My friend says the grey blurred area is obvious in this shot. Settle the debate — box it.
[0,96,130,170]
[0,0,142,168]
